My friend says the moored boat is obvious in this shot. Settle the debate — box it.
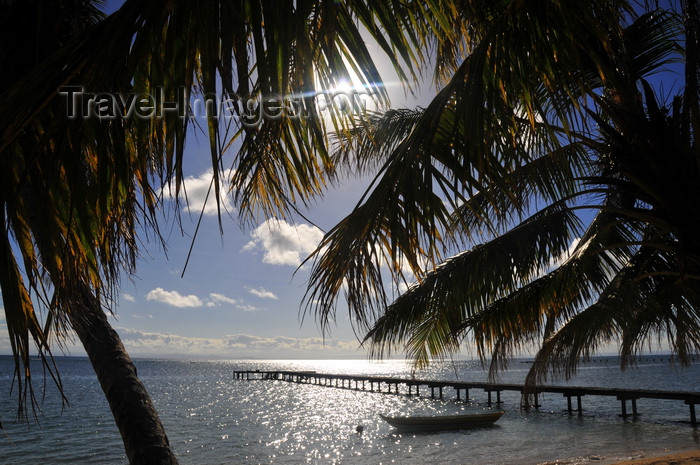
[379,411,504,431]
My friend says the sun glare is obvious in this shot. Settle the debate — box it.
[328,80,354,95]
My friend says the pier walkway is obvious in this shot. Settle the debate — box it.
[233,369,700,425]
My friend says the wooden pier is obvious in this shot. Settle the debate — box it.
[233,369,700,425]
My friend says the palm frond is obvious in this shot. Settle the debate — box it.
[363,201,584,365]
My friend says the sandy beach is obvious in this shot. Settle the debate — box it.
[611,449,700,464]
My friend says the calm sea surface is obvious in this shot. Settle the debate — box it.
[0,356,698,464]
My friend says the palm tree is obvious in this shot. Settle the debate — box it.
[0,0,453,462]
[303,0,700,394]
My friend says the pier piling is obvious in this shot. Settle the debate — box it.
[564,393,584,414]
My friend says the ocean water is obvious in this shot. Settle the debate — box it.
[0,356,698,464]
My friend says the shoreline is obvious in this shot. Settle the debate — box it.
[609,449,700,464]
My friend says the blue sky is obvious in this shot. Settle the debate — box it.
[100,158,387,359]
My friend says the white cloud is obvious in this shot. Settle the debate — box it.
[122,293,136,303]
[145,288,203,308]
[547,237,582,271]
[114,327,361,358]
[247,287,278,300]
[235,304,262,312]
[223,334,360,354]
[397,281,411,294]
[162,169,236,216]
[143,289,262,311]
[242,219,324,266]
[207,293,239,306]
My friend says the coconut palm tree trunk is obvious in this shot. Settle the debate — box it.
[69,285,178,465]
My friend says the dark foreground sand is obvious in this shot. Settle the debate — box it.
[611,449,700,464]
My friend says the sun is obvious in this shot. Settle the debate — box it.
[330,79,354,94]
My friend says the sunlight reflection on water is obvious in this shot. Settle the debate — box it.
[1,357,698,464]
